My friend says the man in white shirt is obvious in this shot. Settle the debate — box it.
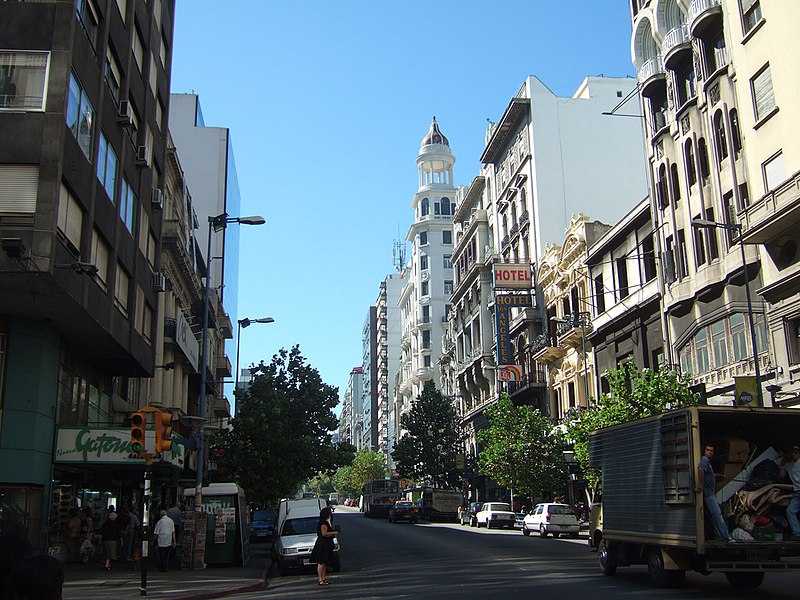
[153,510,176,572]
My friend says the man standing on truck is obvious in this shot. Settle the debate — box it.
[698,444,734,543]
[779,444,800,541]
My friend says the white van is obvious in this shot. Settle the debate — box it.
[273,498,339,574]
[328,492,339,505]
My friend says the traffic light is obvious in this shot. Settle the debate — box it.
[130,411,146,455]
[155,410,173,453]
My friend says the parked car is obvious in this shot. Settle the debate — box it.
[522,502,580,538]
[515,512,526,528]
[461,501,482,526]
[475,502,516,529]
[250,508,277,543]
[388,501,420,524]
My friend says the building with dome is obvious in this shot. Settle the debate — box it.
[396,118,457,429]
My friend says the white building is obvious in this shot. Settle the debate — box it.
[376,272,406,463]
[398,118,457,414]
[339,366,363,449]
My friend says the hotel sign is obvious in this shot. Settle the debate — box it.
[494,293,533,365]
[493,263,532,289]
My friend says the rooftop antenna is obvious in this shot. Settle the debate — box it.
[393,233,406,272]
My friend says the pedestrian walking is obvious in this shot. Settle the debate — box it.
[124,506,140,561]
[697,443,734,542]
[79,508,93,564]
[99,508,123,571]
[310,506,338,586]
[65,507,82,563]
[166,499,183,566]
[153,510,176,572]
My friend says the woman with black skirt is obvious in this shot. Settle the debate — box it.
[310,506,337,585]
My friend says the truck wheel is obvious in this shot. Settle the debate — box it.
[647,549,683,588]
[598,539,617,576]
[725,572,764,588]
[539,525,548,538]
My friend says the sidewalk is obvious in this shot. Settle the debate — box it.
[62,548,272,600]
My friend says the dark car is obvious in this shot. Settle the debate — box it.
[460,502,482,526]
[388,501,420,524]
[250,508,277,543]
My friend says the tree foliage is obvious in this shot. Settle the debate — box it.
[208,346,354,506]
[345,449,386,492]
[391,381,462,488]
[332,465,360,499]
[477,394,567,498]
[565,362,700,486]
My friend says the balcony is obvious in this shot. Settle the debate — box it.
[531,333,563,364]
[689,0,722,36]
[211,396,231,418]
[555,312,592,349]
[505,366,547,408]
[638,55,665,96]
[216,354,232,379]
[662,24,691,68]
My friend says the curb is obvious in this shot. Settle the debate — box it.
[163,557,272,600]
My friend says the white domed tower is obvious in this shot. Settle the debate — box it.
[397,117,457,414]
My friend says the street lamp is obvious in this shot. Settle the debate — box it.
[691,219,763,406]
[196,213,265,512]
[553,313,591,408]
[235,316,275,390]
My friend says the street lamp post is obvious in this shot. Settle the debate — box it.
[196,213,265,513]
[691,219,763,406]
[235,316,275,390]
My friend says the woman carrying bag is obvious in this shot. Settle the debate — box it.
[310,506,338,585]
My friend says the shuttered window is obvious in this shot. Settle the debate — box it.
[752,64,775,120]
[0,165,38,213]
[91,230,109,290]
[57,183,83,254]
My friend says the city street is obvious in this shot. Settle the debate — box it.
[246,506,800,599]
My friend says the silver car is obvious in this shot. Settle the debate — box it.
[522,502,580,538]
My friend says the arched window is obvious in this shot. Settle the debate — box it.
[730,108,742,152]
[698,137,710,179]
[440,197,451,216]
[657,164,669,209]
[714,110,728,161]
[685,140,697,187]
[421,198,429,216]
[670,163,681,202]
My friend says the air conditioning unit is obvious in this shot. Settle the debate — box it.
[152,272,166,292]
[135,145,148,167]
[151,188,164,210]
[116,100,133,127]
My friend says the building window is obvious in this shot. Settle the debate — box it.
[754,312,767,354]
[440,197,451,216]
[705,30,728,75]
[665,235,676,284]
[76,0,100,52]
[730,109,742,152]
[706,208,719,260]
[132,26,144,73]
[739,181,750,210]
[752,64,776,121]
[684,140,697,187]
[695,328,710,374]
[643,235,657,282]
[421,281,429,297]
[649,90,667,132]
[674,61,696,107]
[66,73,94,159]
[422,329,431,350]
[419,230,428,246]
[657,164,668,209]
[443,254,452,269]
[594,274,605,313]
[57,183,83,256]
[730,313,747,361]
[670,163,681,203]
[763,151,786,192]
[114,263,130,317]
[443,230,452,244]
[420,198,429,217]
[120,178,136,233]
[105,47,122,103]
[786,317,800,366]
[693,214,707,267]
[91,229,109,289]
[714,110,728,162]
[677,229,688,279]
[0,51,49,111]
[711,320,728,367]
[420,254,428,271]
[741,0,762,34]
[424,355,432,367]
[96,132,118,200]
[698,137,710,179]
[616,256,629,300]
[723,191,737,231]
[679,344,693,376]
[444,280,453,295]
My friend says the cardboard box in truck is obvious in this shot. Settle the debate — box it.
[589,406,800,589]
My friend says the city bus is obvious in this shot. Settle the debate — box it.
[361,479,400,517]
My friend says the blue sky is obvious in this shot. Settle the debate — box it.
[170,1,637,409]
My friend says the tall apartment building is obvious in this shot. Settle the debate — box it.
[0,0,175,553]
[629,0,799,404]
[362,306,378,450]
[339,366,363,449]
[397,118,456,415]
[375,271,406,464]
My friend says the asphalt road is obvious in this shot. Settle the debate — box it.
[239,505,800,599]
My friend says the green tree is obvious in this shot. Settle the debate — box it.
[391,381,462,488]
[477,394,567,498]
[565,362,700,486]
[208,346,354,506]
[332,465,360,499]
[346,449,386,492]
[308,472,335,498]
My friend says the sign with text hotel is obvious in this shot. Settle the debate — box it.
[493,263,532,289]
[494,294,533,365]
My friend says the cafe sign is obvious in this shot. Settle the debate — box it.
[55,427,185,467]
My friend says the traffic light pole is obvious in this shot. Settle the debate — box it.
[140,457,152,596]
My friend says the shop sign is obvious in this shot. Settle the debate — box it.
[54,427,185,467]
[498,365,522,381]
[495,306,511,365]
[176,311,199,372]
